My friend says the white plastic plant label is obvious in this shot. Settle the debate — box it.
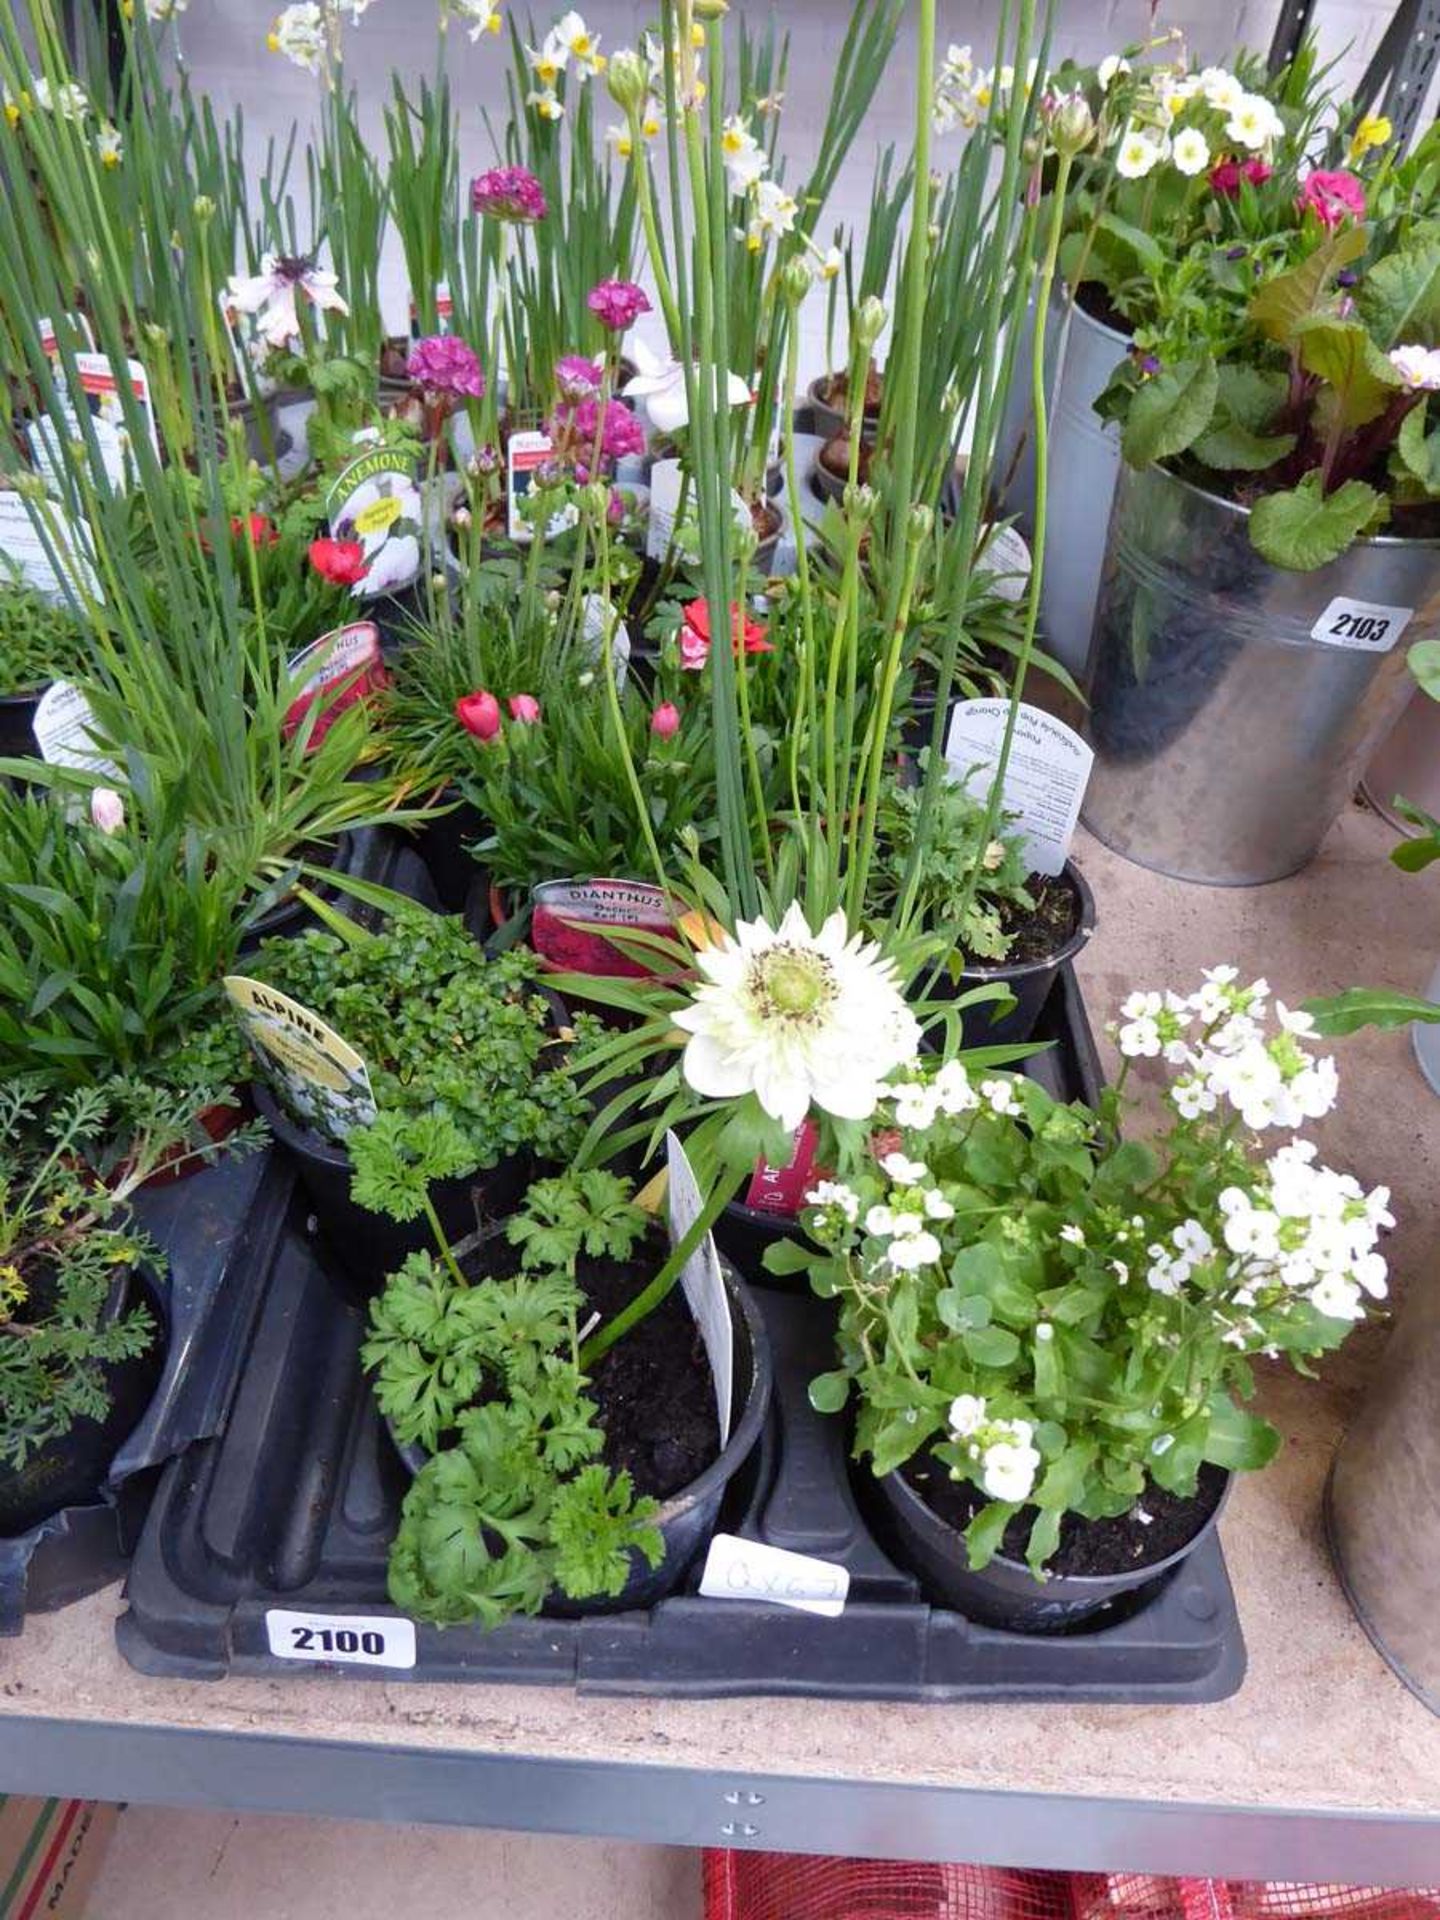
[666,1130,733,1447]
[327,446,422,598]
[582,592,631,689]
[646,458,748,563]
[945,698,1094,879]
[27,354,156,494]
[33,681,120,778]
[0,491,100,601]
[1309,597,1412,653]
[37,311,94,358]
[506,430,576,543]
[979,522,1032,604]
[698,1535,849,1618]
[224,976,378,1137]
[265,1609,416,1669]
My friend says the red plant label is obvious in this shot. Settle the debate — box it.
[282,622,386,749]
[745,1117,821,1216]
[530,878,674,978]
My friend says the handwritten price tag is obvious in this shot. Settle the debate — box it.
[698,1536,849,1618]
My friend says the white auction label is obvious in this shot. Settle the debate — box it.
[1309,596,1412,653]
[667,1132,733,1447]
[265,1609,416,1669]
[945,698,1093,878]
[33,680,120,777]
[698,1535,849,1618]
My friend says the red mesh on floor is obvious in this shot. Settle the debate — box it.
[702,1859,1440,1920]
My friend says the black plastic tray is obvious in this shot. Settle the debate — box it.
[115,968,1246,1701]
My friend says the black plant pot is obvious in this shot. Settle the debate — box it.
[0,687,43,765]
[390,1263,773,1616]
[253,1082,533,1298]
[715,1199,812,1291]
[940,859,1097,1049]
[0,1270,166,1539]
[873,1458,1231,1634]
[413,789,490,917]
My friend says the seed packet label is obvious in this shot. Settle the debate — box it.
[980,522,1031,604]
[666,1131,732,1446]
[744,1116,821,1217]
[581,592,630,689]
[530,877,673,977]
[505,430,576,542]
[327,448,422,598]
[698,1534,849,1618]
[282,622,386,747]
[0,491,101,601]
[27,354,156,493]
[945,698,1093,879]
[646,458,748,562]
[1309,596,1412,653]
[224,975,378,1137]
[32,680,120,777]
[265,1609,416,1669]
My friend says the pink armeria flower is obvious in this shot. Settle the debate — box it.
[556,353,603,401]
[508,693,541,723]
[470,165,547,223]
[406,334,486,399]
[587,279,652,331]
[1298,168,1366,228]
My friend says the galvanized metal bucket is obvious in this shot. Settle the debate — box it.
[995,284,1130,680]
[1081,464,1437,886]
[1327,1280,1440,1716]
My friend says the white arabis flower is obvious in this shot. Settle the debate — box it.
[949,1394,987,1438]
[1310,1273,1363,1322]
[888,1230,943,1272]
[721,114,767,193]
[891,1081,939,1129]
[1116,128,1163,179]
[1097,53,1130,88]
[934,1059,978,1114]
[924,1190,955,1221]
[622,339,750,433]
[1171,1073,1217,1121]
[1227,93,1283,150]
[226,253,349,350]
[981,1423,1040,1503]
[673,902,922,1133]
[1172,1218,1215,1264]
[267,3,326,70]
[1171,128,1210,176]
[1390,344,1440,392]
[806,1180,859,1224]
[980,1077,1018,1114]
[1060,1224,1086,1246]
[880,1151,928,1187]
[865,1205,895,1237]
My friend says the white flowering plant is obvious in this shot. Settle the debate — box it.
[783,968,1391,1576]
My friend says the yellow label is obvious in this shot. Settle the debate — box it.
[354,495,402,537]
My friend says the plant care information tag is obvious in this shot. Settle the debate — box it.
[979,521,1032,605]
[33,681,120,778]
[0,490,101,601]
[28,354,158,495]
[581,591,631,690]
[530,877,674,978]
[646,458,750,563]
[282,622,386,748]
[327,445,422,599]
[265,1609,416,1670]
[945,699,1094,879]
[1310,597,1413,653]
[698,1535,850,1618]
[665,1130,732,1447]
[224,976,378,1138]
[506,430,577,543]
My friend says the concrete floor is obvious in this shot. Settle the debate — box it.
[90,1808,701,1918]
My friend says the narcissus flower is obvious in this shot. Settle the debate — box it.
[96,123,123,167]
[587,278,652,331]
[507,693,541,722]
[309,537,368,586]
[226,253,348,349]
[1298,168,1366,227]
[672,902,923,1131]
[470,165,547,223]
[455,689,502,740]
[266,2,326,70]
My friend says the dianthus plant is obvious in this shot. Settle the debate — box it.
[781,968,1391,1575]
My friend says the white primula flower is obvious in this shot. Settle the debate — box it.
[806,1180,859,1224]
[1097,53,1131,88]
[267,3,326,70]
[1390,344,1440,392]
[949,1394,987,1438]
[673,902,923,1133]
[226,253,349,350]
[622,338,750,434]
[1115,127,1163,179]
[979,1077,1018,1114]
[1198,66,1244,111]
[1171,127,1210,175]
[1227,93,1284,150]
[888,1230,943,1272]
[981,1427,1041,1503]
[721,114,767,193]
[880,1152,928,1187]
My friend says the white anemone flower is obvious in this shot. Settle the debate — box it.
[226,253,349,350]
[1097,53,1130,89]
[673,902,923,1132]
[622,339,750,434]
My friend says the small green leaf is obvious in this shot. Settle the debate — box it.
[1121,355,1219,468]
[936,1289,993,1333]
[1248,474,1382,571]
[1293,317,1402,429]
[1249,225,1368,344]
[1303,986,1440,1034]
[964,1497,1018,1571]
[760,1236,813,1276]
[1395,409,1440,492]
[808,1370,852,1414]
[962,1325,1021,1368]
[1409,638,1440,700]
[1357,219,1440,347]
[1202,1396,1281,1473]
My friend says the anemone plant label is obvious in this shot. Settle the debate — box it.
[326,448,423,598]
[744,1117,821,1217]
[530,878,672,978]
[645,458,749,563]
[945,699,1093,880]
[666,1130,732,1446]
[0,490,101,601]
[282,622,387,749]
[698,1535,849,1618]
[1309,597,1412,653]
[32,681,119,778]
[581,592,631,690]
[224,976,378,1137]
[265,1609,416,1670]
[506,431,577,543]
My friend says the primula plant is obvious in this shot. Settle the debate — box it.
[787,969,1390,1575]
[356,1129,664,1628]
